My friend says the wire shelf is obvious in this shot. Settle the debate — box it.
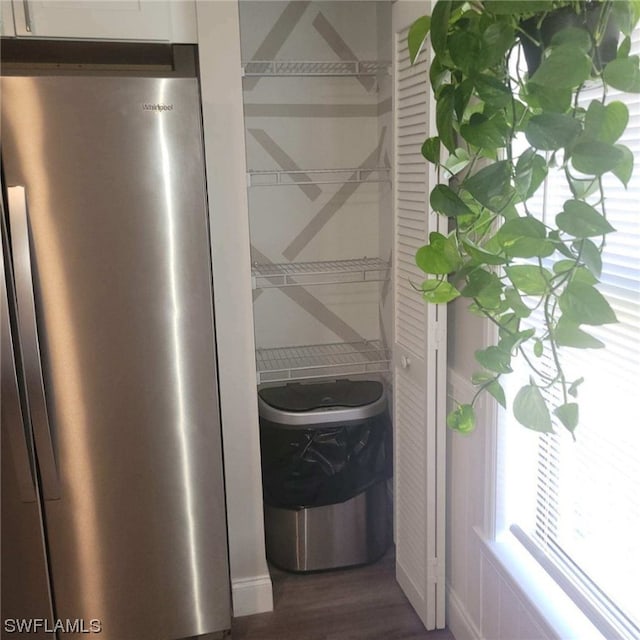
[252,257,390,289]
[242,60,391,77]
[247,167,391,187]
[256,340,391,384]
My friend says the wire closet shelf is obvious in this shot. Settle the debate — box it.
[256,340,391,384]
[252,257,390,289]
[247,167,391,187]
[242,60,391,77]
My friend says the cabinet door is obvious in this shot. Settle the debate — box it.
[1,0,15,36]
[11,0,173,41]
[392,0,447,631]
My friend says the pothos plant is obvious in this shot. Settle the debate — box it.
[408,0,640,435]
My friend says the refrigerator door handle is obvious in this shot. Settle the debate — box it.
[22,1,34,32]
[1,226,37,503]
[7,186,60,500]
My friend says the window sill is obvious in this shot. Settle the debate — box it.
[474,526,606,640]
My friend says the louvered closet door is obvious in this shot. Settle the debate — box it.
[392,1,446,630]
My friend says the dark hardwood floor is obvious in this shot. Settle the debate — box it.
[231,549,455,640]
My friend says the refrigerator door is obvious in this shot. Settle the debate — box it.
[1,74,231,639]
[1,211,54,639]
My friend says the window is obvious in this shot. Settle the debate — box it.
[499,28,640,640]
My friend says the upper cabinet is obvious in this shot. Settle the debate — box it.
[1,1,14,36]
[1,1,196,42]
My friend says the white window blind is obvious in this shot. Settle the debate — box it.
[502,29,640,640]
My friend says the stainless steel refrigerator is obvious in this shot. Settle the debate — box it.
[1,42,231,640]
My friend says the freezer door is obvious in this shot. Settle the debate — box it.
[1,75,230,640]
[1,210,54,639]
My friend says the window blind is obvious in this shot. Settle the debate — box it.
[504,29,640,640]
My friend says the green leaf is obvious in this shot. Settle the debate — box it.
[480,21,515,68]
[553,259,575,275]
[553,260,598,286]
[612,144,634,187]
[522,83,571,113]
[571,141,625,176]
[471,371,495,385]
[463,161,513,210]
[505,287,531,318]
[475,346,512,374]
[515,149,547,199]
[568,377,584,398]
[612,2,636,37]
[486,380,507,408]
[555,316,605,349]
[421,279,461,304]
[603,56,640,92]
[554,403,579,433]
[556,200,616,238]
[505,265,552,295]
[559,282,617,326]
[462,240,507,266]
[474,74,511,108]
[454,79,474,122]
[513,384,553,432]
[443,148,471,176]
[499,328,535,354]
[416,232,461,274]
[533,339,543,357]
[525,113,581,150]
[530,45,592,89]
[447,403,475,434]
[430,55,448,92]
[578,239,602,279]
[549,27,591,52]
[430,0,451,57]
[422,136,441,164]
[436,85,457,153]
[408,16,431,64]
[430,184,473,217]
[460,268,495,296]
[498,312,519,335]
[552,237,576,260]
[463,269,503,309]
[460,113,507,149]
[584,101,629,144]
[449,29,481,75]
[571,267,598,286]
[618,36,632,59]
[496,217,554,259]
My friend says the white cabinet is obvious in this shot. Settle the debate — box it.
[2,0,196,42]
[1,1,15,35]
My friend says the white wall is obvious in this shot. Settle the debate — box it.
[446,300,557,640]
[196,0,273,618]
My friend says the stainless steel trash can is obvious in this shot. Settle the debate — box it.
[258,379,390,572]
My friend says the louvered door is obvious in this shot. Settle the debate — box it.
[392,1,446,630]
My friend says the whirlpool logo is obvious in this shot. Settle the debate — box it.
[142,103,174,112]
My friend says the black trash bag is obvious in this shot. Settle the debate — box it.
[260,412,391,509]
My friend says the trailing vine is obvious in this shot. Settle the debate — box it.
[409,0,640,434]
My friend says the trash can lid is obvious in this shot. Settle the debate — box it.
[259,379,383,412]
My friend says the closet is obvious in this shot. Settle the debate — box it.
[238,0,446,630]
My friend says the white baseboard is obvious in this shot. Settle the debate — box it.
[448,585,483,640]
[231,574,274,618]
